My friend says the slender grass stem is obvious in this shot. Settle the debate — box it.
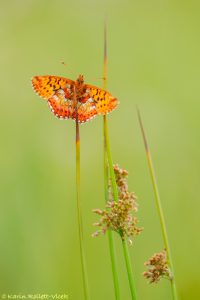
[103,20,121,300]
[122,241,137,300]
[137,108,178,300]
[104,119,137,300]
[107,229,121,299]
[75,88,90,300]
[104,116,120,300]
[102,20,137,300]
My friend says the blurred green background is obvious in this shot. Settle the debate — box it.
[0,0,200,299]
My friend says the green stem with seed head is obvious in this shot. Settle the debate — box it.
[104,119,137,300]
[75,88,90,300]
[103,20,121,300]
[137,108,178,300]
[104,117,121,300]
[103,20,137,300]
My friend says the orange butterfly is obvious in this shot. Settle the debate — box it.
[31,75,118,123]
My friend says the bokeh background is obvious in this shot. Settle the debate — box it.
[0,0,200,299]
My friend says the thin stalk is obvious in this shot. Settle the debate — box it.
[104,120,137,300]
[137,108,178,300]
[122,241,137,300]
[102,20,119,205]
[103,20,121,300]
[104,117,120,300]
[75,88,90,300]
[103,20,137,300]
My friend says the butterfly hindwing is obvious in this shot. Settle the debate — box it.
[48,89,98,122]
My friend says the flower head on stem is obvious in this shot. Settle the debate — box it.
[93,164,143,244]
[143,250,172,284]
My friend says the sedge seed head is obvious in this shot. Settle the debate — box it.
[143,250,172,283]
[92,164,143,243]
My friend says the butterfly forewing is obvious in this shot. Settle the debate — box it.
[86,85,118,114]
[32,76,74,100]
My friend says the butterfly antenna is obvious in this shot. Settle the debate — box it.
[60,60,76,78]
[87,76,107,85]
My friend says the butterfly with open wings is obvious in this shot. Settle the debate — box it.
[31,75,118,123]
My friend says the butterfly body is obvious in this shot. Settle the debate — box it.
[32,75,118,123]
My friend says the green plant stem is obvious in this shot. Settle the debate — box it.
[75,91,90,300]
[103,121,118,203]
[104,119,137,300]
[137,108,178,300]
[103,20,121,300]
[104,116,121,300]
[102,20,137,300]
[122,241,137,300]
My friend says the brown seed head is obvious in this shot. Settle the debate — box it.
[92,164,143,243]
[143,250,172,283]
